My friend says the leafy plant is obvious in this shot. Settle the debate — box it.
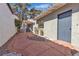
[15,19,22,29]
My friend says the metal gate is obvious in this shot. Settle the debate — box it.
[58,10,72,43]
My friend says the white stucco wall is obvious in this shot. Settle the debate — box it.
[44,19,57,40]
[38,4,79,47]
[72,9,79,47]
[0,4,16,47]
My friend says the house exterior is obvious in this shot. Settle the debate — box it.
[0,4,17,47]
[33,3,79,47]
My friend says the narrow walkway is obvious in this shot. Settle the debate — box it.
[1,32,79,56]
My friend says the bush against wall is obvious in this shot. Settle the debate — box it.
[15,19,22,30]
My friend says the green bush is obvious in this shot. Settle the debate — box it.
[15,19,22,29]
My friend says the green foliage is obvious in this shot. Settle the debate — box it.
[28,8,42,18]
[15,19,22,29]
[11,3,42,19]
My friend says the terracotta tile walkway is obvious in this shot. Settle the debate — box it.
[1,32,79,56]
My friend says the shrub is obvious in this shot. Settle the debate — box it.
[15,19,22,30]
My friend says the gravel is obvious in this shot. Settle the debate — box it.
[0,49,22,56]
[73,52,79,56]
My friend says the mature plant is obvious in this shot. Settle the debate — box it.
[15,19,22,29]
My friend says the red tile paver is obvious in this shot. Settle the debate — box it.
[39,48,64,56]
[22,42,50,56]
[2,32,79,56]
[44,41,72,55]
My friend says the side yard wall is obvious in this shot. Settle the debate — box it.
[0,4,16,47]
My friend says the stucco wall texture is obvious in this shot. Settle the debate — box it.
[0,4,16,47]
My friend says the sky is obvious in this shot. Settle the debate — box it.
[11,3,53,16]
[27,3,53,11]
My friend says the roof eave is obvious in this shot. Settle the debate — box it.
[7,3,13,14]
[34,3,67,20]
